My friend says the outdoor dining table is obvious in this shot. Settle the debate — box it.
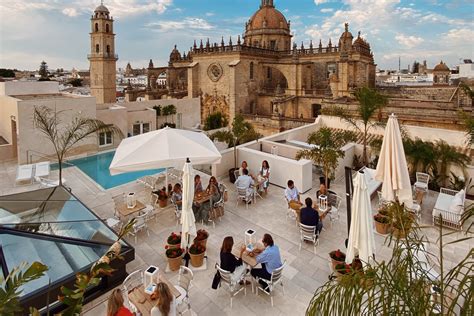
[194,191,211,204]
[117,200,146,219]
[294,204,330,223]
[232,241,264,267]
[128,272,181,316]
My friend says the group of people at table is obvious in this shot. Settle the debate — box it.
[107,282,176,316]
[168,174,221,223]
[106,233,282,316]
[234,160,270,202]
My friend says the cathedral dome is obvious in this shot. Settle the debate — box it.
[248,4,289,31]
[94,4,109,13]
[433,61,449,72]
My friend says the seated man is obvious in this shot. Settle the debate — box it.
[285,180,303,210]
[235,168,255,202]
[251,234,282,287]
[300,197,323,234]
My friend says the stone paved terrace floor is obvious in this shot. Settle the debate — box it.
[0,159,472,316]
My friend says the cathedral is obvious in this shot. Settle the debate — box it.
[127,0,376,126]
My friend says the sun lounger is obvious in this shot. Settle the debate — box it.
[432,188,465,230]
[34,161,50,178]
[16,164,34,184]
[35,176,65,188]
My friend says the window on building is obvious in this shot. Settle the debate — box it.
[270,40,276,50]
[267,67,272,79]
[250,62,254,80]
[95,44,99,53]
[106,45,110,54]
[327,63,337,78]
[95,23,99,32]
[253,40,259,47]
[106,24,109,33]
[132,122,150,135]
[99,131,112,147]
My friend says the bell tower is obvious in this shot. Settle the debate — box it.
[88,2,118,104]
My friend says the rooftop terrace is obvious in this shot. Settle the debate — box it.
[0,158,472,315]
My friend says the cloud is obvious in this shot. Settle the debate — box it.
[146,18,214,32]
[395,34,424,48]
[62,8,79,17]
[205,12,215,17]
[314,0,329,4]
[320,8,334,13]
[0,0,174,18]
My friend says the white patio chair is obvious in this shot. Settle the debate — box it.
[175,266,193,314]
[170,198,181,226]
[414,172,430,193]
[328,194,342,226]
[112,194,125,218]
[298,223,319,253]
[233,169,241,181]
[215,263,247,309]
[432,188,465,230]
[16,164,34,184]
[285,197,298,225]
[106,217,121,231]
[236,186,252,209]
[255,261,286,307]
[128,213,149,243]
[377,191,389,208]
[122,269,143,313]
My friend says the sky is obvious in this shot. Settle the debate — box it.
[1,0,473,71]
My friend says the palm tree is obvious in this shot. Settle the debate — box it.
[403,137,437,178]
[296,127,356,188]
[324,87,388,165]
[433,140,470,187]
[33,106,123,185]
[210,114,261,169]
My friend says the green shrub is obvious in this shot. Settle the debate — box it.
[204,112,228,130]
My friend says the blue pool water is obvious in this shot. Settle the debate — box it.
[58,151,164,189]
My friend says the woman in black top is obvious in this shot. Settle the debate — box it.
[220,236,246,282]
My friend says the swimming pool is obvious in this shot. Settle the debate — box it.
[59,151,164,189]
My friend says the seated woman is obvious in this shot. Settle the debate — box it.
[220,236,246,283]
[194,176,221,223]
[259,160,270,194]
[239,161,251,177]
[171,183,182,210]
[194,174,203,193]
[107,288,133,316]
[151,282,176,316]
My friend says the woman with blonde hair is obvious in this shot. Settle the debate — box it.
[107,288,133,316]
[151,282,176,316]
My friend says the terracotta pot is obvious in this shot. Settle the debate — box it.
[159,199,168,208]
[392,227,408,239]
[330,258,346,271]
[374,220,391,235]
[167,255,183,271]
[194,237,208,249]
[189,252,205,267]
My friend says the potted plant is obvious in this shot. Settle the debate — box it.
[361,267,376,289]
[210,114,261,183]
[193,229,209,248]
[165,246,184,271]
[329,249,346,271]
[296,127,356,189]
[334,263,352,281]
[389,202,415,239]
[157,187,168,208]
[188,242,206,267]
[374,213,391,235]
[167,232,181,249]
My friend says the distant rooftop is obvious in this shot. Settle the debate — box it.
[12,93,85,100]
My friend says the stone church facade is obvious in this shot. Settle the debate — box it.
[129,0,376,126]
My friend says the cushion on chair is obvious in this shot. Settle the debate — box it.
[448,190,464,214]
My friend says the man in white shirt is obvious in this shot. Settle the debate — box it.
[285,180,302,210]
[235,168,255,201]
